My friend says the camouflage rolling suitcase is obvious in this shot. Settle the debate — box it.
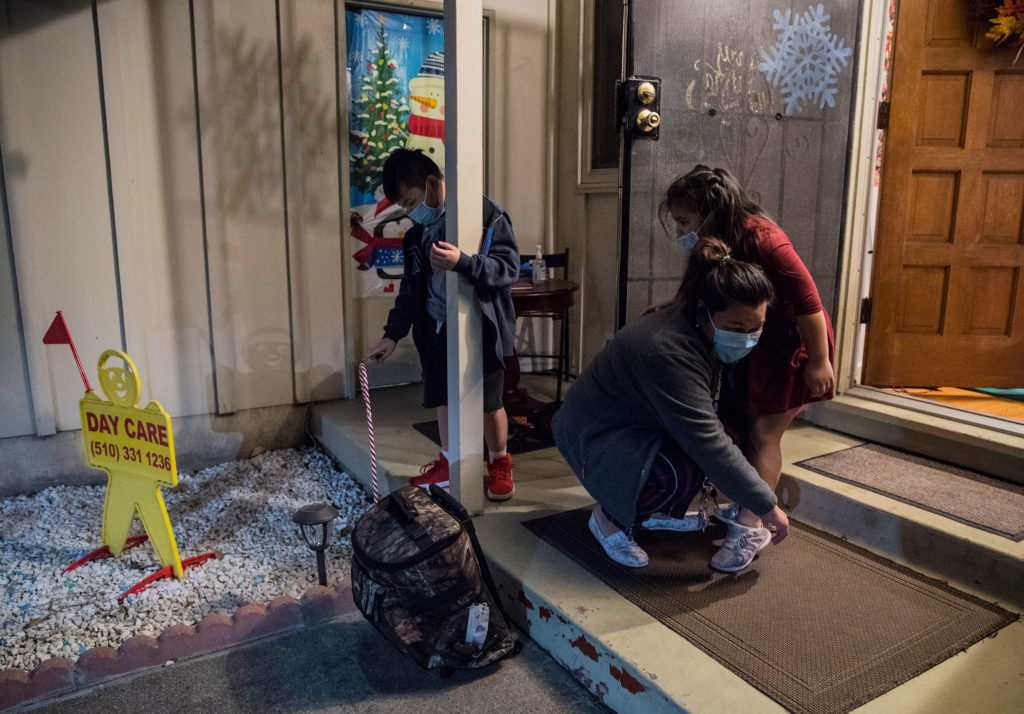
[351,484,521,675]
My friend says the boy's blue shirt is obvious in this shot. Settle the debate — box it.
[382,196,520,368]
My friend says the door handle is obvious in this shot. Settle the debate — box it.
[619,75,661,140]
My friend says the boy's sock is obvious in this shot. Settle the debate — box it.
[488,448,507,464]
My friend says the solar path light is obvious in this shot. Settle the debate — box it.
[292,503,339,586]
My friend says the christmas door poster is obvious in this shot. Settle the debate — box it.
[347,8,444,297]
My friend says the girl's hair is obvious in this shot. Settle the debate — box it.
[658,165,767,261]
[679,236,775,319]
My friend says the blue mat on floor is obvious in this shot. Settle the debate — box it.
[972,388,1024,403]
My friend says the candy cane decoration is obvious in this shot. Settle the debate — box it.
[358,363,379,503]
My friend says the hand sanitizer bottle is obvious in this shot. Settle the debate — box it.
[531,245,548,284]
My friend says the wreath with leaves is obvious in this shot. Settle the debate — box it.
[970,0,1024,62]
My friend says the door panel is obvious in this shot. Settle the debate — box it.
[864,0,1024,387]
[621,0,860,324]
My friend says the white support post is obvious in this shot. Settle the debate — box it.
[444,0,485,514]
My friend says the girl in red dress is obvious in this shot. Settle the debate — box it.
[660,165,835,533]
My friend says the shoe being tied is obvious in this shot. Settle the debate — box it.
[589,512,648,567]
[713,502,741,525]
[709,522,772,573]
[486,453,514,501]
[409,452,449,488]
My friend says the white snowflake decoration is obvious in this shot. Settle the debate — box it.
[396,36,410,63]
[427,18,442,35]
[759,4,852,115]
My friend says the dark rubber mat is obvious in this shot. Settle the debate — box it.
[797,443,1024,540]
[523,509,1016,714]
[412,420,554,455]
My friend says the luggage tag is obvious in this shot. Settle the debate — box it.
[465,602,490,654]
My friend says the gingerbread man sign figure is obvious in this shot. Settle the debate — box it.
[79,349,184,577]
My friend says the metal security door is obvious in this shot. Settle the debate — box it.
[618,0,860,326]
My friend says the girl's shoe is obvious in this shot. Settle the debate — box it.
[713,502,741,524]
[710,522,771,572]
[640,512,704,531]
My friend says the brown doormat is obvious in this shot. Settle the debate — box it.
[523,510,1016,714]
[796,443,1024,541]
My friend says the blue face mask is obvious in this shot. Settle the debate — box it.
[407,200,444,226]
[676,231,699,251]
[707,309,761,363]
[674,213,710,253]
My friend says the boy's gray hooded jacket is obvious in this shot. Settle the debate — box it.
[552,302,777,528]
[383,197,520,368]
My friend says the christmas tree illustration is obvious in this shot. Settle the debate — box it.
[350,24,410,194]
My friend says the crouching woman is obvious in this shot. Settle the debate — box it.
[552,238,789,571]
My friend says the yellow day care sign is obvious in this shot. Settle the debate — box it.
[80,350,183,577]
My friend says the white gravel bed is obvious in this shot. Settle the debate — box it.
[0,447,372,673]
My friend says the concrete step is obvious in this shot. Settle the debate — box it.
[311,387,1024,713]
[804,389,1024,485]
[779,424,1024,611]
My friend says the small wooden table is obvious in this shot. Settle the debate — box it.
[505,278,579,440]
[510,278,579,315]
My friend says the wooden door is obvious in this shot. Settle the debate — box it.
[864,0,1024,387]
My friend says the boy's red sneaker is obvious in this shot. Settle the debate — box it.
[486,453,514,501]
[409,452,449,488]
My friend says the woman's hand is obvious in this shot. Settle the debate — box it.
[430,241,461,271]
[761,506,789,543]
[803,358,835,398]
[362,338,396,364]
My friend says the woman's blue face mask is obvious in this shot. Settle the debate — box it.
[707,308,761,363]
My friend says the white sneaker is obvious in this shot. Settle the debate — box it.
[713,503,741,525]
[588,513,648,567]
[640,511,704,532]
[710,522,772,572]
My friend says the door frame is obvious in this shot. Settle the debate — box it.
[831,0,1024,438]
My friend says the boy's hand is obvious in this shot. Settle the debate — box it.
[363,338,396,364]
[430,241,461,272]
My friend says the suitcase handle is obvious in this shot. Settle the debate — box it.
[387,490,420,526]
[429,483,469,522]
[387,490,431,546]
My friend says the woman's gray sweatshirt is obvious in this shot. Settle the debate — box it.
[552,302,777,528]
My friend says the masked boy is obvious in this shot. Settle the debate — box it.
[363,149,520,501]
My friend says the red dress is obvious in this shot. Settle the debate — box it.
[743,217,835,417]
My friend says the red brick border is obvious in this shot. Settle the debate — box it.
[0,579,357,711]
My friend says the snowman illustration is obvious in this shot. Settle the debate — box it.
[406,51,445,167]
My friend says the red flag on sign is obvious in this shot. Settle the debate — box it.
[41,311,92,392]
[43,312,73,345]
